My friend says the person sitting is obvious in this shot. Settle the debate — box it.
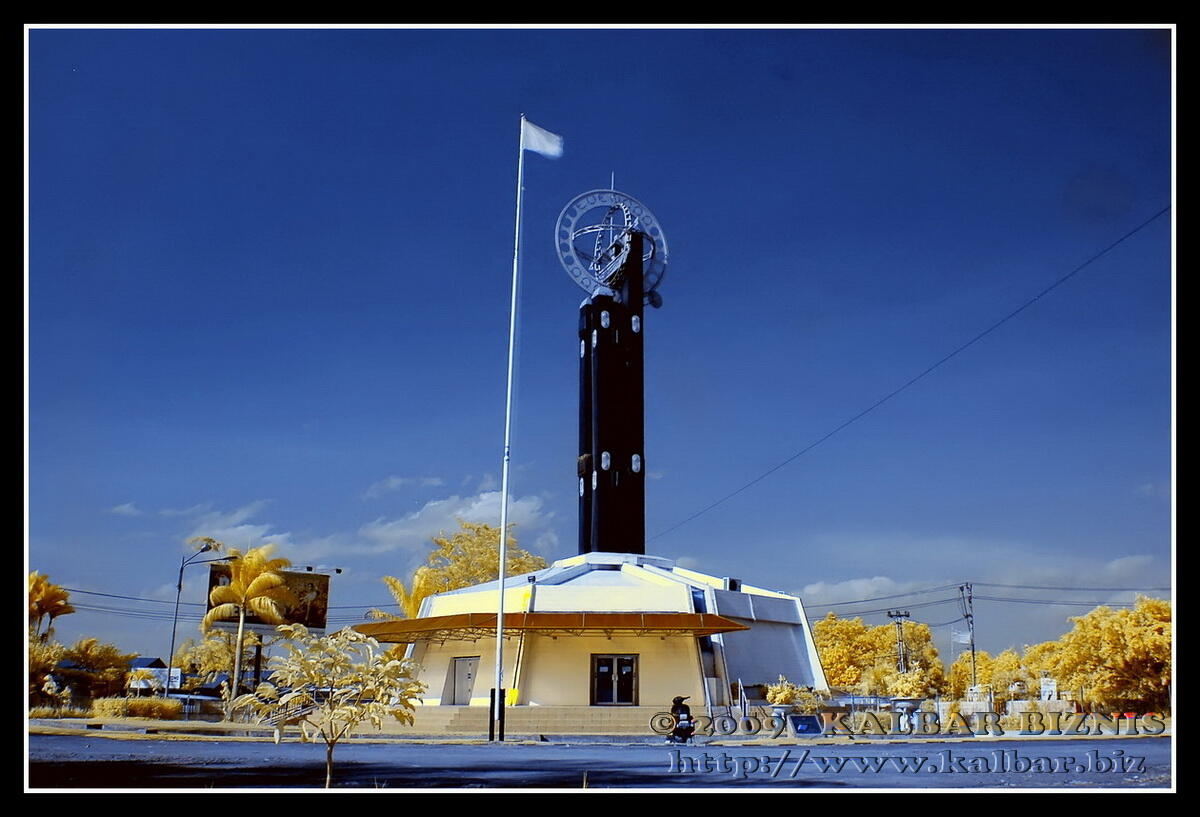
[668,696,695,744]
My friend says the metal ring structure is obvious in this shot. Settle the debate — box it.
[555,189,669,301]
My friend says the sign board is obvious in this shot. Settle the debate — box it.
[205,565,330,636]
[128,668,182,690]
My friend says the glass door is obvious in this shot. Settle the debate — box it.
[591,654,638,705]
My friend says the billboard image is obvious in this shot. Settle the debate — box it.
[205,564,330,635]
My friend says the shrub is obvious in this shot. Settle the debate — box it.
[129,697,183,719]
[766,675,827,713]
[92,698,130,717]
[765,675,803,705]
[91,697,183,719]
[29,706,92,719]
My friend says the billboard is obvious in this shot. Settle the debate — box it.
[205,565,330,635]
[128,668,182,691]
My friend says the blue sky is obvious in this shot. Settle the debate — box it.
[27,26,1173,664]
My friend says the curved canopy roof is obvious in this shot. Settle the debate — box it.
[354,611,749,643]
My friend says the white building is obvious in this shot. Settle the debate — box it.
[357,551,828,708]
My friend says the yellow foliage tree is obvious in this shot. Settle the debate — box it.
[29,571,75,642]
[1021,640,1058,682]
[372,520,547,620]
[56,637,137,701]
[813,613,947,698]
[370,568,442,621]
[988,648,1035,705]
[126,669,161,697]
[947,649,993,699]
[1045,596,1171,712]
[812,613,874,688]
[233,624,425,788]
[424,520,547,592]
[885,621,946,698]
[172,631,264,690]
[28,627,65,707]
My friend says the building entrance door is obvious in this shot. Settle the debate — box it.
[451,656,479,705]
[591,654,638,705]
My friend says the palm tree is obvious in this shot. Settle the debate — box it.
[126,668,160,698]
[29,571,75,642]
[370,567,439,621]
[200,544,297,718]
[366,521,547,622]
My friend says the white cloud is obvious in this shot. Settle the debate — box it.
[355,490,552,557]
[1101,554,1157,579]
[365,476,414,498]
[365,475,446,499]
[532,529,559,554]
[158,503,212,517]
[184,500,290,551]
[1135,481,1169,499]
[278,533,352,565]
[161,489,555,573]
[476,473,498,492]
[799,575,922,606]
[109,502,142,516]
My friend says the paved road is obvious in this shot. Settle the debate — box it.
[28,734,1171,789]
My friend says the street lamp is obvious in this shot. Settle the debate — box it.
[164,546,235,697]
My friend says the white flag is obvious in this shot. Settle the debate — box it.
[952,630,972,645]
[522,118,563,158]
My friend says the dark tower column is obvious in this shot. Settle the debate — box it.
[578,231,646,555]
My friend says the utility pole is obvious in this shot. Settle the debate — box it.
[958,584,978,690]
[887,610,911,673]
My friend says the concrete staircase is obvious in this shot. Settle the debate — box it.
[408,705,672,736]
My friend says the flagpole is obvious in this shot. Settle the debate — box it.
[493,115,526,740]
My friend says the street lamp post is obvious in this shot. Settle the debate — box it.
[164,546,233,697]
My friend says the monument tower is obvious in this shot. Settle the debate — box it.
[554,190,669,555]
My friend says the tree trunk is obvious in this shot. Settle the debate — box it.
[227,608,246,721]
[325,743,334,788]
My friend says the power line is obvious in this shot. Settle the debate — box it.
[800,581,1165,613]
[973,594,1140,608]
[925,616,967,628]
[805,583,962,608]
[808,597,961,620]
[64,585,404,614]
[647,205,1171,543]
[60,588,1159,622]
[70,603,200,622]
[972,582,1169,592]
[64,587,204,606]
